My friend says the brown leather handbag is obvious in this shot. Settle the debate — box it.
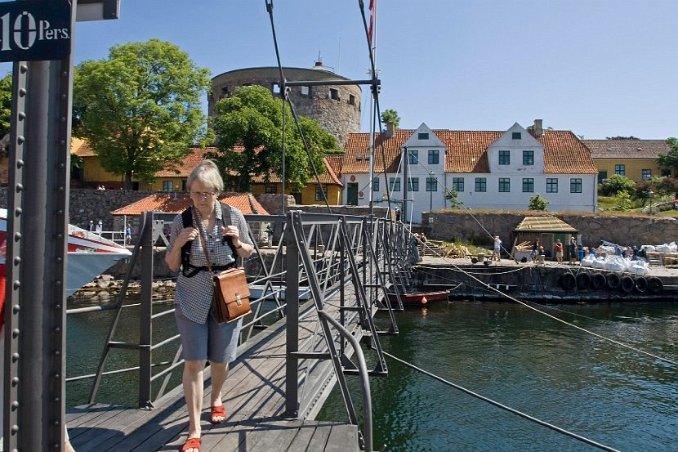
[195,208,251,323]
[212,267,251,323]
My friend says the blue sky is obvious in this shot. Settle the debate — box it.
[5,0,678,139]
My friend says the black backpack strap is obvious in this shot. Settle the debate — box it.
[180,208,201,277]
[220,204,238,268]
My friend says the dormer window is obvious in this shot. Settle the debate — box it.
[512,132,521,140]
[418,132,429,140]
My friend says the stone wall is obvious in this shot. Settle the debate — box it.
[424,211,678,248]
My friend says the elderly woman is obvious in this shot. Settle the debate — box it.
[165,160,254,452]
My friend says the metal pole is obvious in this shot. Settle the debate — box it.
[284,211,299,417]
[402,147,408,223]
[138,212,154,408]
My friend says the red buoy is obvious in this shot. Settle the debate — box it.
[420,296,428,305]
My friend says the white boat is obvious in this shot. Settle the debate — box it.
[0,209,132,296]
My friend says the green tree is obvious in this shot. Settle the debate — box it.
[73,39,211,189]
[657,137,678,178]
[0,73,12,139]
[613,190,633,211]
[444,187,463,208]
[381,108,400,127]
[210,85,336,192]
[600,174,636,196]
[528,193,549,211]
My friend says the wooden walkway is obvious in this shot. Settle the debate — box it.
[66,287,366,451]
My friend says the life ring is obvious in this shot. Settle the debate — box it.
[620,275,635,293]
[647,277,663,294]
[575,272,590,290]
[471,257,478,264]
[591,273,606,291]
[606,273,621,290]
[559,272,576,291]
[634,276,648,293]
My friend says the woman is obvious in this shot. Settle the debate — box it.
[165,160,254,452]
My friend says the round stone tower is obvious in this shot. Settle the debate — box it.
[210,63,361,147]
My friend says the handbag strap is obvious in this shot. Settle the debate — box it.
[192,207,214,274]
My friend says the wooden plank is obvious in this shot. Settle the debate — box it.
[304,421,335,451]
[285,420,319,451]
[324,423,360,452]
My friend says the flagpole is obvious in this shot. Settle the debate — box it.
[367,0,377,217]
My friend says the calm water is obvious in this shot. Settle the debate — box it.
[318,301,678,451]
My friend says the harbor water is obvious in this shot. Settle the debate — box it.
[66,297,677,450]
[318,301,678,451]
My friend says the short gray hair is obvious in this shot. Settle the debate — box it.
[187,160,224,193]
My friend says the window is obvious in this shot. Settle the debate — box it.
[348,94,356,105]
[315,184,327,201]
[641,169,652,180]
[372,177,379,192]
[523,150,534,165]
[426,176,437,192]
[546,178,558,193]
[570,178,583,193]
[300,86,310,96]
[428,149,440,164]
[522,178,534,193]
[418,132,429,140]
[220,86,229,98]
[389,177,401,192]
[475,177,487,192]
[499,178,510,192]
[272,83,281,94]
[512,132,521,140]
[408,177,419,192]
[408,150,419,164]
[452,177,464,192]
[265,184,277,194]
[615,164,625,175]
[162,181,173,192]
[598,171,608,183]
[498,150,510,165]
[329,88,340,100]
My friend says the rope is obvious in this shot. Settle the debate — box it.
[383,351,620,452]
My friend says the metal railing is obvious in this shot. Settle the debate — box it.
[64,210,418,450]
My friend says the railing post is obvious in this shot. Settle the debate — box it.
[284,211,300,417]
[138,211,154,408]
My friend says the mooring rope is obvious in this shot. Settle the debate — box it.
[383,351,620,452]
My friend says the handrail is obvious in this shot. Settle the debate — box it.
[317,310,372,452]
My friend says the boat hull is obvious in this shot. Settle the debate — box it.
[387,290,449,305]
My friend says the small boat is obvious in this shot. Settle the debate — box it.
[387,290,449,305]
[0,209,132,296]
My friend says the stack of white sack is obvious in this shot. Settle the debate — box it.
[580,254,649,275]
[651,242,677,253]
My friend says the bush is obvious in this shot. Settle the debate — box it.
[601,174,636,196]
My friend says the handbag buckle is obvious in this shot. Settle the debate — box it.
[235,294,242,306]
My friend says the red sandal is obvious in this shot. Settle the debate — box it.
[182,437,201,451]
[210,405,226,424]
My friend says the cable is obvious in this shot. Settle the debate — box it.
[383,351,620,452]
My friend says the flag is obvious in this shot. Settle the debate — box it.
[367,0,376,45]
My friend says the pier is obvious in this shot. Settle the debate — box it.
[61,211,409,451]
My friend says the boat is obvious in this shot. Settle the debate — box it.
[387,289,449,306]
[0,209,132,296]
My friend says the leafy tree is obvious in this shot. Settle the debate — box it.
[210,85,336,192]
[0,73,12,139]
[613,190,632,211]
[528,193,549,211]
[657,137,678,178]
[444,187,463,208]
[657,176,678,198]
[381,108,400,127]
[600,174,635,196]
[73,39,211,188]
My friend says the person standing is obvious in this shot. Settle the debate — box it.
[531,239,540,262]
[555,239,564,263]
[165,160,253,452]
[88,219,95,231]
[95,220,103,234]
[492,235,502,261]
[266,224,274,248]
[569,236,577,263]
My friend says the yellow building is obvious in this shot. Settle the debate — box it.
[584,139,671,183]
[71,138,128,188]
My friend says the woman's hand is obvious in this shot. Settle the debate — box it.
[221,225,242,247]
[178,227,199,247]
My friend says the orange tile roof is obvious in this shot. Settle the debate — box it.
[249,157,342,186]
[111,192,269,216]
[583,139,670,159]
[71,137,96,157]
[343,129,598,175]
[154,147,218,177]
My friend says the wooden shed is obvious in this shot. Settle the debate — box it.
[512,216,578,260]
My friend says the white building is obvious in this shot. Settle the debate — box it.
[340,120,598,223]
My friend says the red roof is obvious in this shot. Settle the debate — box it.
[111,192,269,216]
[342,129,598,174]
